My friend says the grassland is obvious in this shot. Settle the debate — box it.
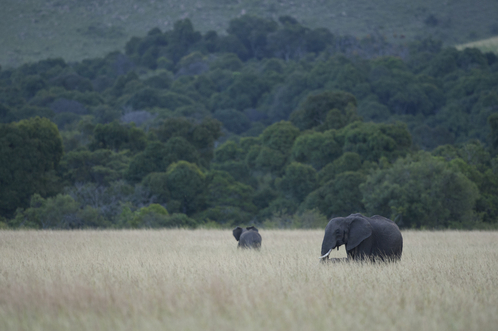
[456,36,498,54]
[2,0,498,67]
[0,229,497,330]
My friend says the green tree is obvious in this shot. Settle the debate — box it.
[289,91,358,131]
[198,170,257,225]
[141,172,171,203]
[302,171,366,218]
[125,141,168,182]
[59,149,130,185]
[339,121,412,162]
[317,152,362,185]
[11,193,106,229]
[128,203,169,228]
[227,15,278,58]
[0,117,63,218]
[488,113,498,154]
[360,152,479,228]
[291,130,342,170]
[163,137,201,167]
[165,161,206,215]
[214,140,244,163]
[277,162,317,203]
[260,121,300,155]
[167,19,202,63]
[90,121,147,153]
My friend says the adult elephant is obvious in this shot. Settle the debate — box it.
[233,226,262,249]
[320,213,402,262]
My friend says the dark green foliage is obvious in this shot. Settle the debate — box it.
[291,131,342,170]
[3,16,498,228]
[19,75,47,98]
[227,15,278,59]
[357,100,391,122]
[154,117,193,142]
[213,72,270,110]
[290,91,359,131]
[202,170,256,223]
[0,103,16,123]
[144,71,172,89]
[254,146,287,173]
[214,141,244,163]
[260,121,300,154]
[125,142,168,182]
[90,121,147,153]
[339,121,412,162]
[152,117,221,167]
[252,187,278,210]
[213,109,251,134]
[213,161,256,186]
[0,117,63,218]
[107,71,139,98]
[361,152,479,228]
[59,149,130,185]
[14,106,55,122]
[163,136,201,166]
[317,152,362,185]
[302,171,366,218]
[11,193,107,229]
[489,113,498,154]
[141,172,170,203]
[0,86,25,108]
[277,162,317,203]
[126,88,195,110]
[210,53,243,72]
[93,105,122,124]
[165,161,206,215]
[267,16,309,60]
[125,137,201,183]
[168,19,202,63]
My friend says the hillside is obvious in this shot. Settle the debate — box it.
[2,0,498,67]
[457,36,498,54]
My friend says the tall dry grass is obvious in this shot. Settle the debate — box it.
[0,229,497,330]
[456,36,498,54]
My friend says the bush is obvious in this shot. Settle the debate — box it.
[361,152,479,228]
[11,194,107,229]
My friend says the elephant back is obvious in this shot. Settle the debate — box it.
[239,230,262,249]
[368,216,403,260]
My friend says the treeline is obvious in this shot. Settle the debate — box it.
[1,15,498,229]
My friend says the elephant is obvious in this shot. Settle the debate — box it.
[320,213,402,262]
[233,226,262,249]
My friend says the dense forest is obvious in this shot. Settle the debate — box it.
[1,15,498,230]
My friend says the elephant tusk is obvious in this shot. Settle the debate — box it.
[320,248,333,259]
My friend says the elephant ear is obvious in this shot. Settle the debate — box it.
[233,227,243,241]
[246,226,258,232]
[346,216,373,251]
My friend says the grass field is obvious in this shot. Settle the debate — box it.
[2,0,498,67]
[456,36,498,54]
[0,229,497,330]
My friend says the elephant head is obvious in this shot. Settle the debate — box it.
[320,214,373,260]
[233,226,262,249]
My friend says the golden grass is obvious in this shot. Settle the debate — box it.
[0,230,497,330]
[456,36,498,54]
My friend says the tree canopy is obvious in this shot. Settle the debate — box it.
[1,15,498,229]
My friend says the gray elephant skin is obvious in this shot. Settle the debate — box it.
[233,226,262,249]
[320,213,402,262]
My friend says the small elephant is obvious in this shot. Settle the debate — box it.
[320,213,402,262]
[233,226,262,249]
